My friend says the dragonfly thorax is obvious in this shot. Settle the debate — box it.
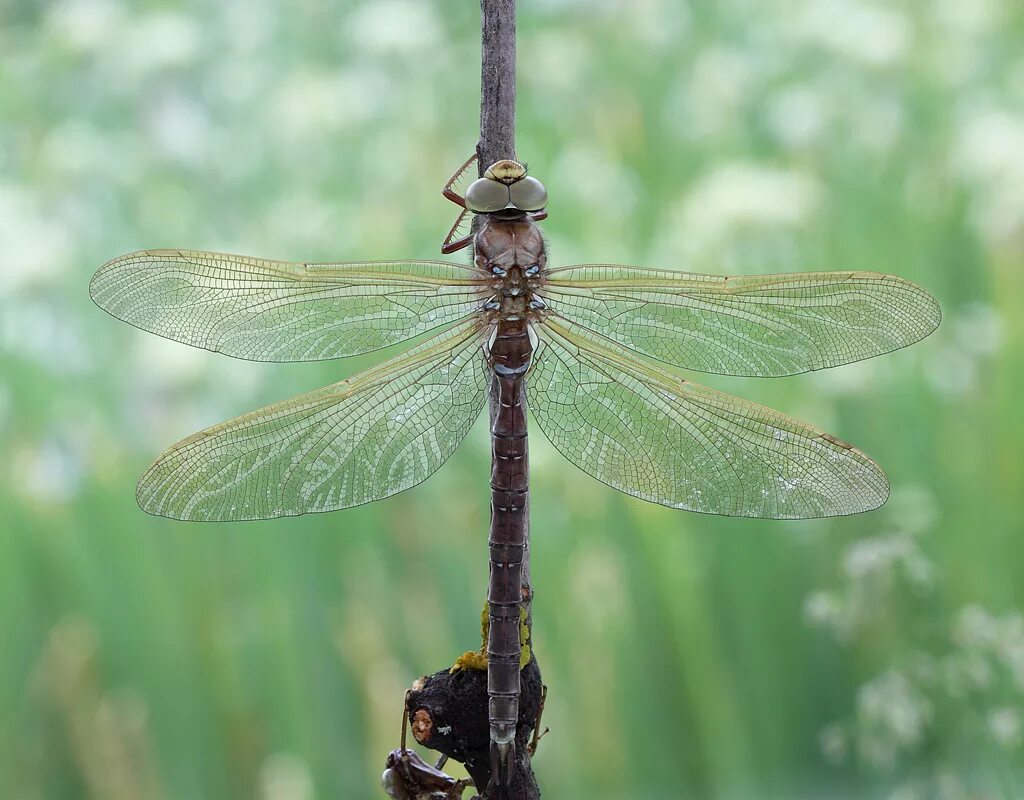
[475,213,547,324]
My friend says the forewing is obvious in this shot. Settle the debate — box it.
[91,250,488,361]
[137,321,489,521]
[542,266,940,377]
[528,318,889,518]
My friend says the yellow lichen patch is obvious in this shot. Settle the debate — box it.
[450,604,490,673]
[519,606,532,669]
[450,649,488,673]
[449,602,533,672]
[484,159,527,184]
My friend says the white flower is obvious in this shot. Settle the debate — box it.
[669,47,759,140]
[856,670,932,768]
[794,0,911,67]
[662,162,820,259]
[987,707,1022,748]
[259,753,314,800]
[13,435,86,504]
[346,0,441,53]
[952,605,999,649]
[819,722,849,764]
[766,85,827,150]
[0,186,74,293]
[121,11,202,74]
[803,590,854,640]
[951,109,1024,245]
[842,533,922,582]
[46,0,125,51]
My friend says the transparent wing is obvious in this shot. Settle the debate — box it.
[137,320,489,521]
[528,318,889,518]
[542,266,940,377]
[91,250,489,361]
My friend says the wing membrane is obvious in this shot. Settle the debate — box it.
[528,317,889,518]
[137,320,489,521]
[542,266,940,377]
[91,250,488,361]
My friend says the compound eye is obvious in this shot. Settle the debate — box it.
[465,178,510,212]
[509,176,547,211]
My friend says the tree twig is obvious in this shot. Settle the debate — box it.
[403,3,544,799]
[477,0,517,171]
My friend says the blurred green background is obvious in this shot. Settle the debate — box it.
[2,0,1023,798]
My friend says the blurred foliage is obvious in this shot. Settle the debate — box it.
[2,0,1023,798]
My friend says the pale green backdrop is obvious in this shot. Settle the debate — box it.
[2,1,1022,798]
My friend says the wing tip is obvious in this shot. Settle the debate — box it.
[135,473,294,523]
[882,274,943,342]
[825,477,890,519]
[923,288,943,337]
[135,467,175,520]
[89,250,160,313]
[88,256,119,309]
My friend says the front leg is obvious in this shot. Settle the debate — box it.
[441,207,474,255]
[443,152,479,208]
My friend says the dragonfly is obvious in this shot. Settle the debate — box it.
[90,152,941,790]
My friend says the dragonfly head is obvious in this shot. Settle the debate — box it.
[466,160,548,214]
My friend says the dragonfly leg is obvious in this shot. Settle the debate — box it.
[401,689,411,749]
[442,152,479,208]
[441,234,473,255]
[441,207,474,255]
[528,210,548,222]
[527,685,549,757]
